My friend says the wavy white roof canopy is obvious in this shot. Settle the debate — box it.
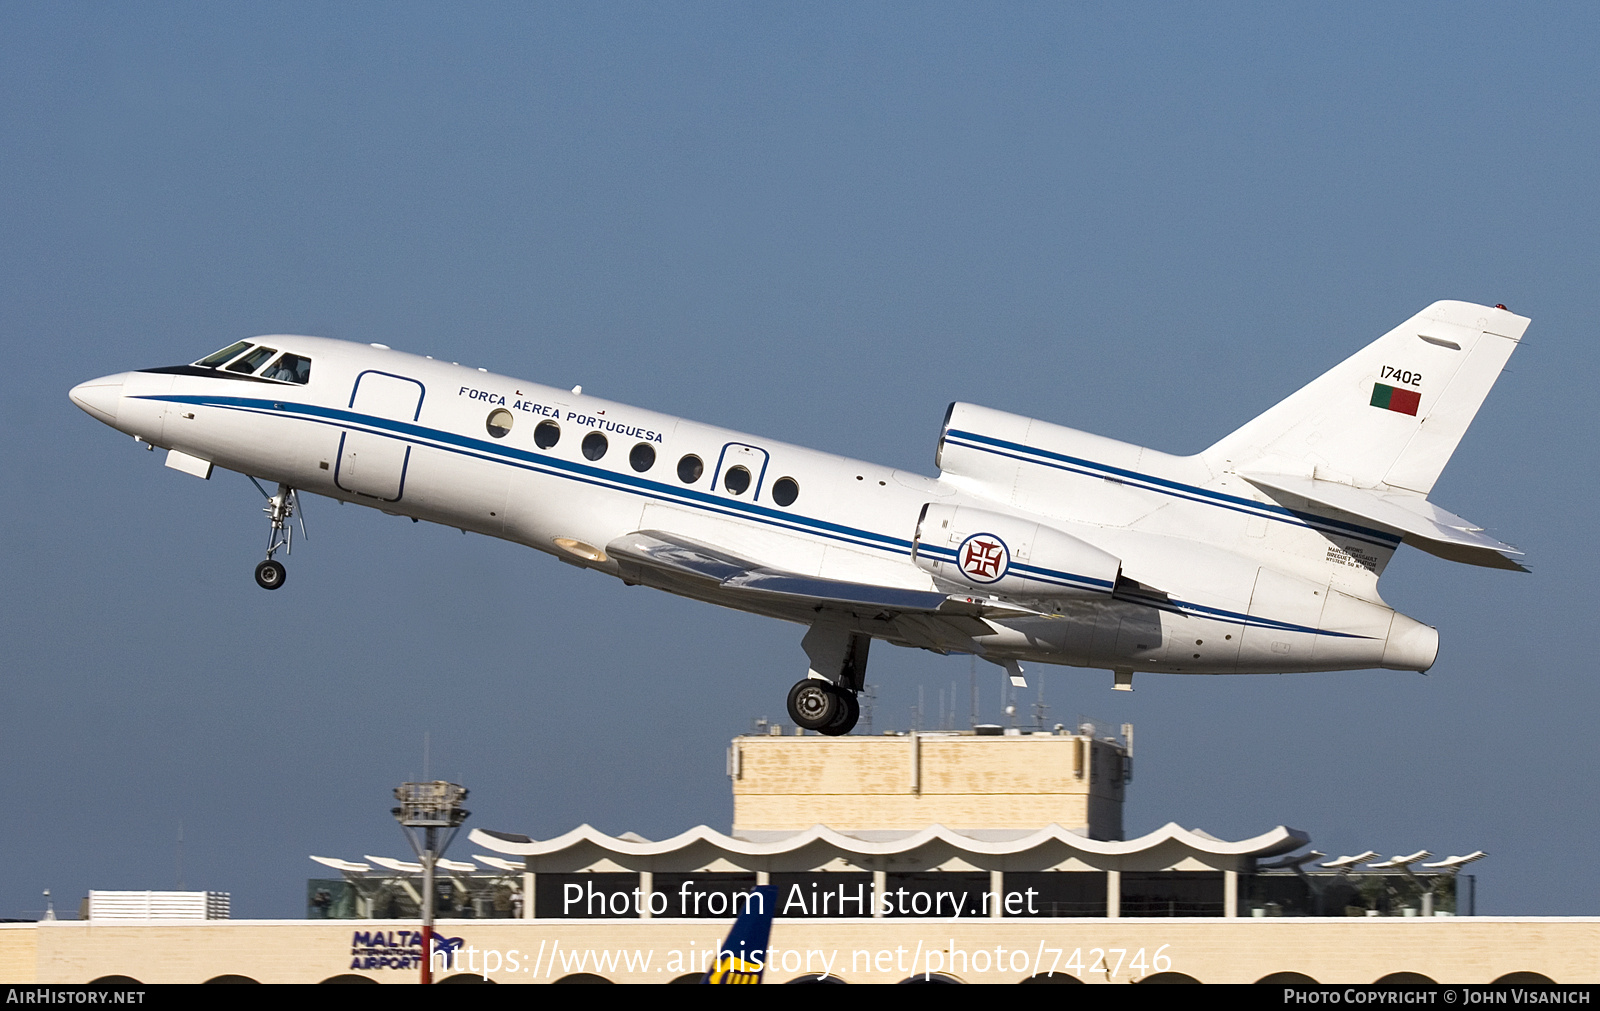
[467,821,1309,867]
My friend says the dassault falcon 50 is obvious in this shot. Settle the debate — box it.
[70,300,1528,734]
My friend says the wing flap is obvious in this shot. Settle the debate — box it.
[721,570,952,611]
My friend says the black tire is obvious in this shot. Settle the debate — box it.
[786,679,841,731]
[254,559,287,590]
[819,690,859,736]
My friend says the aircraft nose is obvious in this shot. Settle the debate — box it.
[69,372,128,425]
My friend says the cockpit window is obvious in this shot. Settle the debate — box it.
[261,352,311,384]
[195,341,254,368]
[225,346,278,374]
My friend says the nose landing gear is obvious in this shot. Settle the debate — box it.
[249,477,304,590]
[254,558,286,590]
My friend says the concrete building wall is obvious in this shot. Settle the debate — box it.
[2,917,1595,984]
[0,926,36,982]
[730,732,1126,838]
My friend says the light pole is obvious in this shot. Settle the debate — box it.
[393,781,470,984]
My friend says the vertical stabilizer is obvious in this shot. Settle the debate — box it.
[702,884,777,984]
[1203,301,1528,495]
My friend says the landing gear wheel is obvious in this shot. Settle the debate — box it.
[254,558,287,590]
[787,679,842,731]
[819,689,859,737]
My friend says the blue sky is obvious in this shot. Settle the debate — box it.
[3,2,1598,918]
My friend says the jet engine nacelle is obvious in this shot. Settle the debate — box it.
[912,503,1122,600]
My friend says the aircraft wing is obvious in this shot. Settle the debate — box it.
[607,531,1069,656]
[1237,470,1526,571]
[607,530,970,613]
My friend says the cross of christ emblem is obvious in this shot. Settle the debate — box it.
[960,535,1007,581]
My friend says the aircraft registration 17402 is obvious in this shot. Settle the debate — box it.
[69,300,1528,734]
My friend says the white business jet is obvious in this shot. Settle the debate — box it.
[69,300,1527,735]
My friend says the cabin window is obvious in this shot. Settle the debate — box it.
[629,443,656,473]
[262,353,311,384]
[534,421,561,449]
[772,477,799,507]
[195,341,254,368]
[225,346,278,374]
[486,409,513,439]
[677,454,703,483]
[724,465,751,495]
[582,432,608,461]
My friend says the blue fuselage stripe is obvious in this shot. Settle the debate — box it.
[917,542,1113,591]
[149,394,909,553]
[138,393,1375,638]
[943,430,1402,549]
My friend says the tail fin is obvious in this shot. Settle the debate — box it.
[702,884,777,984]
[1204,301,1528,495]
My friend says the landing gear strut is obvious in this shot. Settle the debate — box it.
[250,477,304,591]
[786,623,869,736]
[787,679,860,736]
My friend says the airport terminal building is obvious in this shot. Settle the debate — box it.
[2,725,1591,983]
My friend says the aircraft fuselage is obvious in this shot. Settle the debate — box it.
[69,330,1447,686]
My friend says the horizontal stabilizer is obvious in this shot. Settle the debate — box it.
[1237,471,1526,571]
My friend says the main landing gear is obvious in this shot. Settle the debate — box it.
[785,623,870,736]
[250,477,304,591]
[787,679,860,736]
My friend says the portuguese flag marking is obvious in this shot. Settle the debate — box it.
[1370,383,1421,416]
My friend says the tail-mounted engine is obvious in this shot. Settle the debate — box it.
[912,503,1122,600]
